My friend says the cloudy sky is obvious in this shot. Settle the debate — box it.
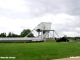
[0,0,80,37]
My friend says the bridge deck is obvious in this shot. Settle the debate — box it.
[0,37,44,42]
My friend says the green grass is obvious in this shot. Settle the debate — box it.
[0,40,80,60]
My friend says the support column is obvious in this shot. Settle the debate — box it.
[48,31,49,38]
[41,31,43,40]
[55,30,59,38]
[53,30,54,40]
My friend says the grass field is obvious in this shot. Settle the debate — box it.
[0,40,80,60]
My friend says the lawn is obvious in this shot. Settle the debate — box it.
[0,40,80,60]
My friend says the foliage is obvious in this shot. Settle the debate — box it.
[7,32,20,37]
[20,29,34,37]
[0,33,6,37]
[0,29,34,37]
[11,33,20,37]
[7,32,12,37]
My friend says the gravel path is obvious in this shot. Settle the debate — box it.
[54,56,80,60]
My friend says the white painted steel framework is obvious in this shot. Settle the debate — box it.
[0,22,59,42]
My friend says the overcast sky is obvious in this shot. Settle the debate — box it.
[0,0,80,37]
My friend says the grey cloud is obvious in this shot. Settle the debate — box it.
[51,16,80,37]
[1,0,80,19]
[0,27,8,29]
[25,0,80,17]
[63,0,80,16]
[0,8,29,19]
[26,0,66,18]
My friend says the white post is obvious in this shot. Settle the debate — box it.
[53,30,54,40]
[41,31,46,42]
[41,31,43,40]
[48,31,49,38]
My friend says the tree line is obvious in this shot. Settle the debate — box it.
[0,29,34,37]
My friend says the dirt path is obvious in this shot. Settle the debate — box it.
[54,56,80,60]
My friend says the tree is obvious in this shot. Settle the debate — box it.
[7,32,20,37]
[7,32,12,37]
[0,33,6,37]
[11,33,20,37]
[20,29,34,37]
